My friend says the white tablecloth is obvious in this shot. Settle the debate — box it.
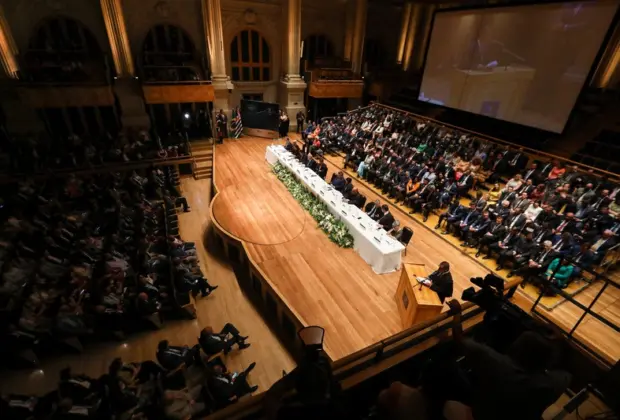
[266,145,404,274]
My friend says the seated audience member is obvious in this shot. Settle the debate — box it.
[365,199,384,221]
[163,383,207,419]
[330,171,345,192]
[495,230,536,272]
[198,324,250,355]
[462,211,491,248]
[156,340,199,370]
[378,205,395,230]
[207,363,258,403]
[570,243,595,278]
[544,258,575,289]
[515,240,559,286]
[591,229,617,263]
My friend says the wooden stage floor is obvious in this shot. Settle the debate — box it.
[212,137,494,362]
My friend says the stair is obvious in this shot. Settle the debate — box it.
[190,139,214,180]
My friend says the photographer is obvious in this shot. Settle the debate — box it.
[424,300,571,420]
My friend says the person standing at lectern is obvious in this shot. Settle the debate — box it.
[296,110,305,133]
[420,261,453,303]
[216,109,227,144]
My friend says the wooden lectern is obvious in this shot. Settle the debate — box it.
[395,263,444,328]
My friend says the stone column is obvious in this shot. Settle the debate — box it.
[350,0,368,75]
[0,4,18,79]
[280,0,306,132]
[343,0,355,63]
[100,0,150,129]
[396,3,413,65]
[402,4,421,72]
[202,0,234,128]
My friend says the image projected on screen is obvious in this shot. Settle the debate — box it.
[418,1,618,133]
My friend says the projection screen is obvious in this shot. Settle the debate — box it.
[418,1,619,133]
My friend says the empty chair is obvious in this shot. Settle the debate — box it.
[400,227,414,254]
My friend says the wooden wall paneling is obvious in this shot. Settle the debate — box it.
[142,84,215,104]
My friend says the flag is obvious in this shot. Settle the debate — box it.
[231,106,243,139]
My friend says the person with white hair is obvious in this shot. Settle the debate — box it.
[514,240,559,287]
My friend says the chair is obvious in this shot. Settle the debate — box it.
[400,227,414,255]
[357,194,367,210]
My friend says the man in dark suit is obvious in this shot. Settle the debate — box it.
[207,364,258,403]
[378,205,395,230]
[496,231,536,271]
[553,213,579,235]
[366,199,383,221]
[198,324,250,356]
[330,171,345,192]
[157,340,198,370]
[484,227,520,260]
[453,202,481,239]
[515,240,560,285]
[462,211,492,247]
[422,261,453,303]
[591,229,617,263]
[522,163,541,185]
[571,242,596,278]
[487,152,508,184]
[316,157,328,180]
[506,148,529,176]
[347,188,365,208]
[456,171,474,197]
[505,209,527,231]
[475,215,507,257]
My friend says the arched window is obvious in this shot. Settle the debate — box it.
[142,24,205,82]
[25,17,104,82]
[230,30,271,82]
[302,34,334,63]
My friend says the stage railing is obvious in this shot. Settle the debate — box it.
[203,299,489,420]
[369,102,620,181]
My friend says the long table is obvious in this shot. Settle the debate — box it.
[266,145,404,274]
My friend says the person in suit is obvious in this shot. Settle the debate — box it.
[216,109,228,144]
[296,111,305,133]
[515,240,559,285]
[330,171,345,192]
[462,211,492,247]
[522,163,541,185]
[366,199,384,221]
[422,261,453,303]
[207,363,258,403]
[571,242,596,278]
[506,148,529,176]
[342,177,353,197]
[316,157,328,179]
[347,188,365,209]
[199,324,250,356]
[591,229,617,263]
[456,170,474,197]
[553,213,579,235]
[487,152,508,184]
[453,203,481,239]
[510,192,530,212]
[378,205,395,230]
[157,340,198,371]
[435,200,466,231]
[495,231,536,271]
[484,227,520,260]
[505,209,527,231]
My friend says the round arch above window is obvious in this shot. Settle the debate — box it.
[302,34,334,64]
[141,24,205,81]
[25,16,104,82]
[230,29,271,82]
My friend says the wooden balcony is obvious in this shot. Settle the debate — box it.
[142,81,215,104]
[307,68,364,99]
[18,85,115,108]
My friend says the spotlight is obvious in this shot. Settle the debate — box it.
[184,113,190,119]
